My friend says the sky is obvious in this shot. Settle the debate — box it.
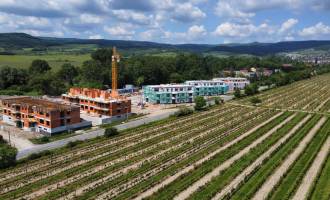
[0,0,329,44]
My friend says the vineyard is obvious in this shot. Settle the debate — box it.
[1,74,330,200]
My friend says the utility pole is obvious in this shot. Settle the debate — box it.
[7,128,11,146]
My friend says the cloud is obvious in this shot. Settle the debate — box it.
[299,22,330,38]
[112,10,156,26]
[279,18,298,33]
[89,34,103,39]
[215,1,255,21]
[212,22,276,42]
[171,2,206,22]
[104,24,135,39]
[0,0,69,17]
[187,25,207,40]
[110,0,156,11]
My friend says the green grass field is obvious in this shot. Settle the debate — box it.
[0,54,91,71]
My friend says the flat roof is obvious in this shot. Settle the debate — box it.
[146,84,192,88]
[2,97,78,112]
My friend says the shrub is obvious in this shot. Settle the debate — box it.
[40,136,50,143]
[104,127,119,137]
[174,107,194,117]
[27,150,52,160]
[250,97,262,105]
[194,96,207,111]
[234,88,241,98]
[0,144,17,169]
[66,140,82,148]
[214,97,223,105]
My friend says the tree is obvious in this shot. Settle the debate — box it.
[135,76,145,87]
[194,96,207,111]
[169,72,184,83]
[57,63,78,85]
[0,144,17,169]
[244,83,259,96]
[234,88,241,98]
[80,60,106,85]
[0,66,28,89]
[104,127,119,137]
[91,48,112,65]
[29,59,51,74]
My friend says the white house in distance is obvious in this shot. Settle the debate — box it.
[213,77,250,91]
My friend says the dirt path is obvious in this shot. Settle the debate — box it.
[60,110,269,200]
[315,97,330,111]
[132,112,285,200]
[251,116,327,200]
[211,114,314,200]
[172,113,294,200]
[291,135,330,200]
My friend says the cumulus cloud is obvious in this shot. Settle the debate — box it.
[299,22,330,38]
[104,24,136,39]
[187,25,207,39]
[279,18,298,33]
[212,22,278,43]
[171,2,206,22]
[0,0,328,43]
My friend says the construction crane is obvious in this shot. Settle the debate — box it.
[111,46,120,98]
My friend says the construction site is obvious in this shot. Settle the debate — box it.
[1,96,91,135]
[62,47,132,125]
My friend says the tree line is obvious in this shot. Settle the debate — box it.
[1,48,329,96]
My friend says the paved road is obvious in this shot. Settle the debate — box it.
[16,109,178,160]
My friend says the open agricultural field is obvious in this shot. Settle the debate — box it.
[0,54,90,71]
[0,74,330,200]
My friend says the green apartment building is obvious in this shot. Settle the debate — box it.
[143,80,229,104]
[143,84,194,104]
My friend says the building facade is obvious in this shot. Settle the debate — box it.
[1,97,89,135]
[185,80,229,96]
[213,77,250,91]
[143,84,194,104]
[62,88,131,123]
[143,80,229,104]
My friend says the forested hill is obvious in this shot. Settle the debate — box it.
[1,32,330,55]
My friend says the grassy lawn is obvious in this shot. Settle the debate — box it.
[0,54,90,71]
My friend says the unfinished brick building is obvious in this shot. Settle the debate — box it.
[62,88,131,123]
[1,97,90,135]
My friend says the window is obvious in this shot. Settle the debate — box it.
[67,119,71,123]
[117,109,121,113]
[46,113,49,117]
[4,109,7,113]
[67,111,70,115]
[46,121,50,126]
[40,119,44,124]
[39,111,44,115]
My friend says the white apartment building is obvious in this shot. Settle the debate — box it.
[213,77,250,91]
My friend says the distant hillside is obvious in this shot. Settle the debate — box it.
[0,33,330,56]
[211,41,330,56]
